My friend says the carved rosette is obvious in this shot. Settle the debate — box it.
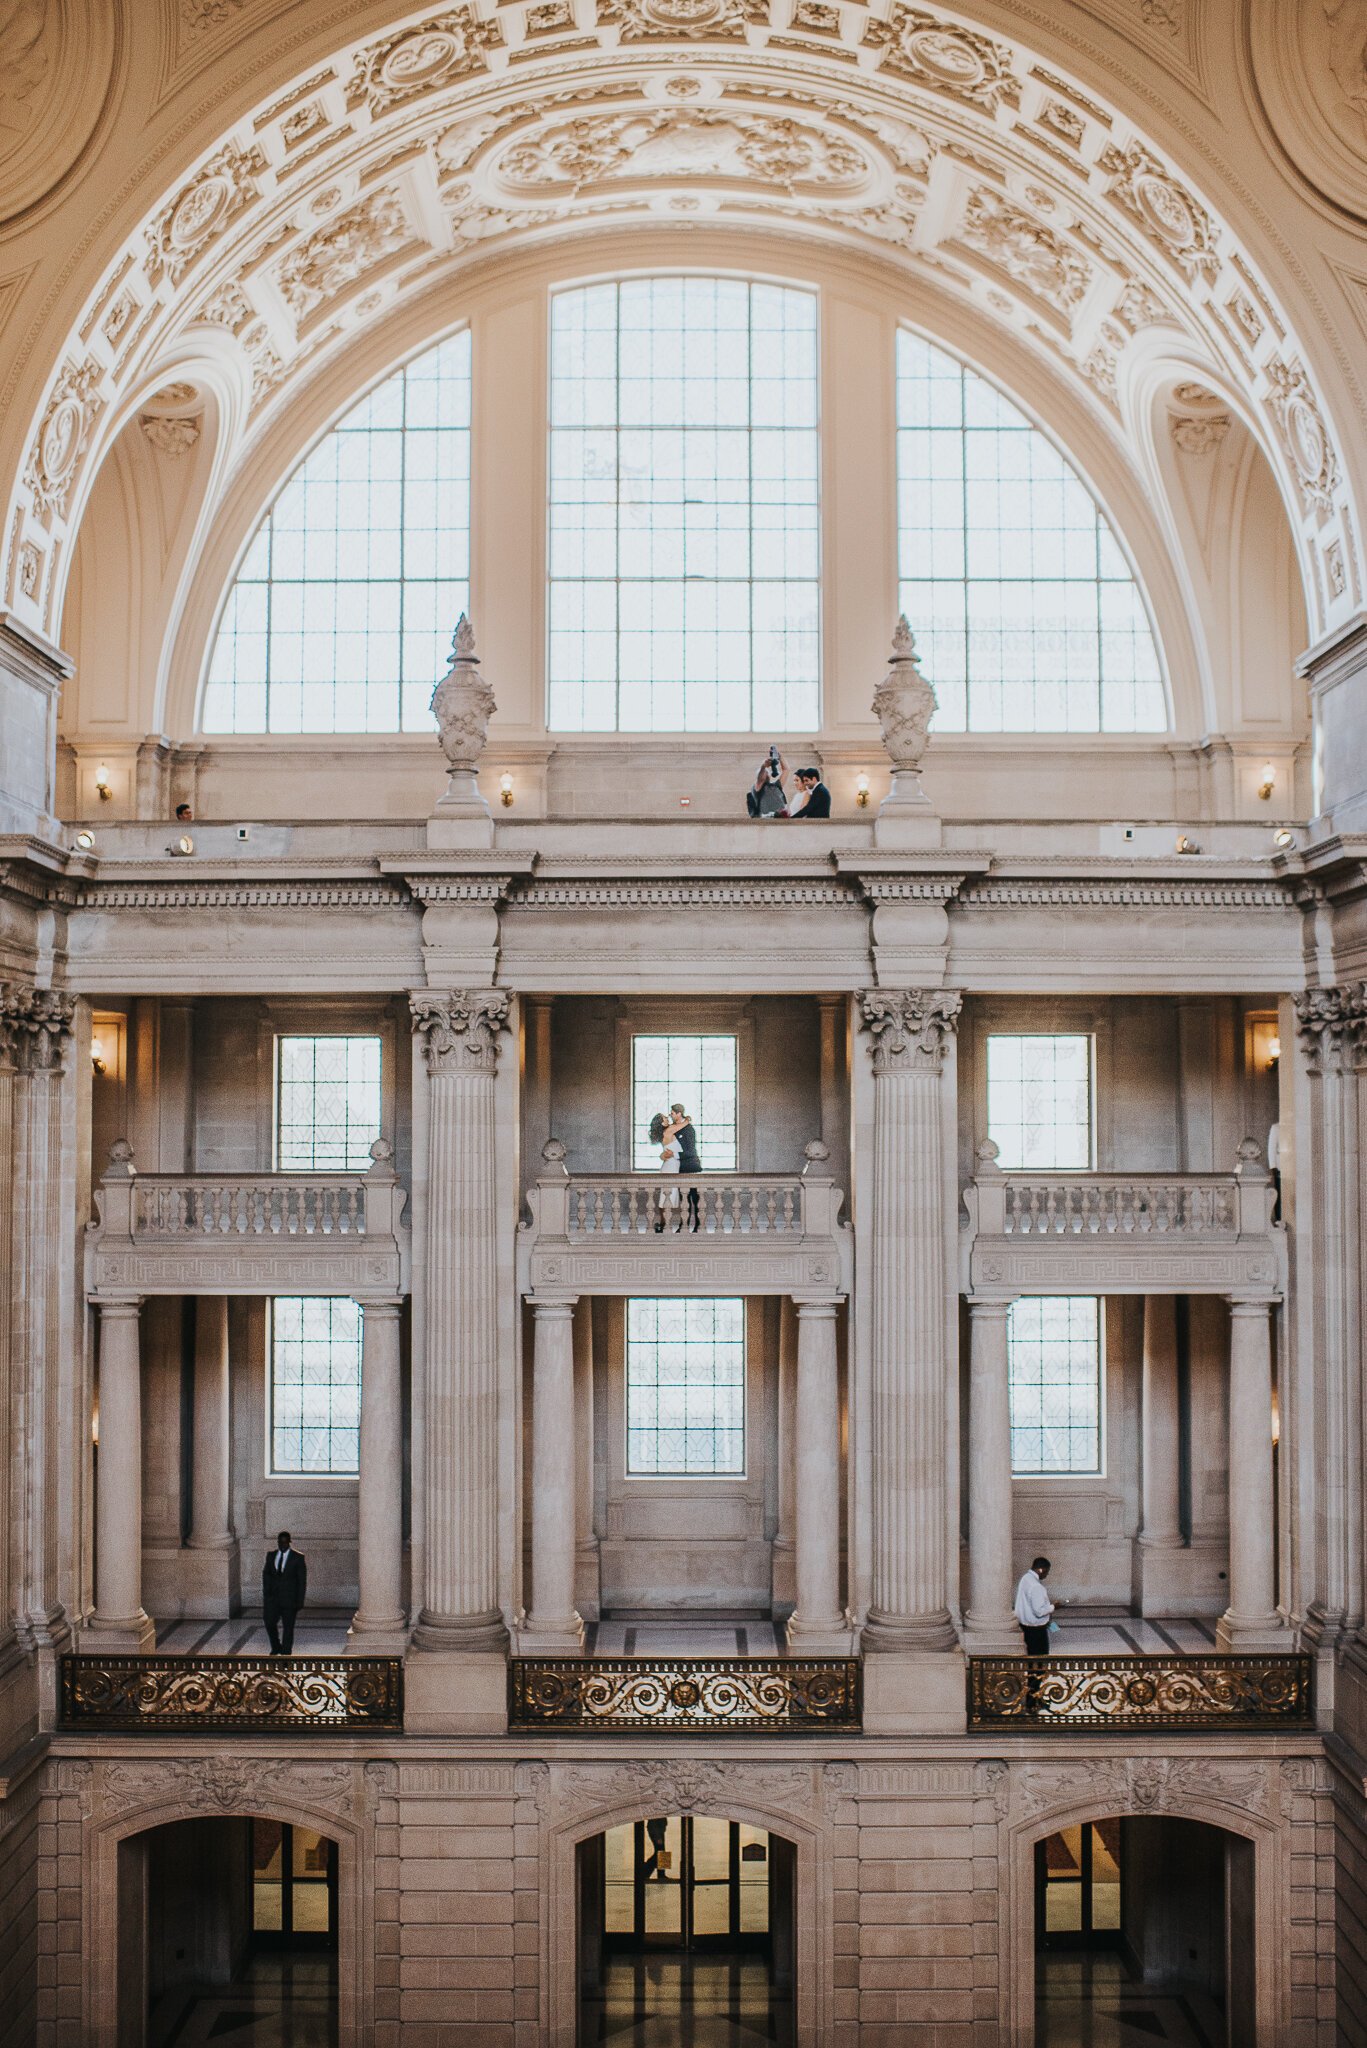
[872,616,937,805]
[858,988,962,1073]
[0,982,76,1073]
[410,989,511,1076]
[1294,984,1367,1075]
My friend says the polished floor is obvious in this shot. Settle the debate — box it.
[1037,1952,1227,2046]
[147,1952,337,2047]
[583,1953,793,2045]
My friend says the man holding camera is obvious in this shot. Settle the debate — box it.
[746,747,790,817]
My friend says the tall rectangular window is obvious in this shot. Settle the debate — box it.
[275,1035,382,1171]
[548,277,820,732]
[631,1034,737,1171]
[1008,1296,1102,1474]
[626,1297,745,1476]
[986,1033,1092,1170]
[270,1296,361,1473]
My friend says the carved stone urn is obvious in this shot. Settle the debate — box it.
[870,615,940,843]
[430,614,496,822]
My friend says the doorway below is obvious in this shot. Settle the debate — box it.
[578,1816,796,2044]
[1035,1815,1255,2048]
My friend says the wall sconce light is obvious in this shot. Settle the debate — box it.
[74,830,95,852]
[1257,761,1276,801]
[1175,833,1201,854]
[1267,1035,1281,1071]
[855,772,870,809]
[499,772,514,808]
[90,1037,107,1077]
[94,764,112,802]
[1274,828,1295,849]
[170,834,194,856]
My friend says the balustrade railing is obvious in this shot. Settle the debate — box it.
[1002,1177,1238,1237]
[967,1653,1312,1730]
[133,1176,368,1237]
[59,1653,403,1731]
[510,1656,861,1731]
[564,1175,805,1237]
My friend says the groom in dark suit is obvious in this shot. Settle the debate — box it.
[262,1530,308,1654]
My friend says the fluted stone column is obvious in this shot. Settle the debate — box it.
[963,1297,1018,1650]
[350,1297,406,1646]
[1217,1296,1284,1651]
[1294,986,1366,1651]
[89,1298,154,1647]
[409,990,511,1658]
[858,988,961,1658]
[787,1299,849,1651]
[1137,1294,1184,1613]
[520,1296,584,1652]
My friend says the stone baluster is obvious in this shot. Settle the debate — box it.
[1217,1296,1285,1651]
[963,1296,1019,1651]
[519,1296,585,1653]
[786,1298,850,1651]
[857,988,961,1670]
[89,1297,155,1648]
[408,991,511,1677]
[350,1297,407,1647]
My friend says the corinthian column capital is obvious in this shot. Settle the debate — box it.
[1293,983,1367,1074]
[409,988,511,1076]
[0,982,77,1073]
[858,987,962,1073]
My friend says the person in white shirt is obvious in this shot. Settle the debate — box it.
[1014,1555,1055,1656]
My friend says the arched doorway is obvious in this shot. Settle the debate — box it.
[117,1815,340,2047]
[577,1816,796,2044]
[1035,1815,1255,2045]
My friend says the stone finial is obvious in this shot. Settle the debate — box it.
[541,1137,569,1174]
[873,615,937,779]
[105,1138,136,1176]
[367,1137,396,1174]
[802,1138,831,1174]
[1235,1135,1269,1180]
[976,1138,1004,1176]
[430,613,496,817]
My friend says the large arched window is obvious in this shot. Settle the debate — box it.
[202,332,470,733]
[896,331,1166,732]
[548,277,820,732]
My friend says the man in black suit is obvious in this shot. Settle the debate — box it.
[263,1530,307,1654]
[789,767,831,818]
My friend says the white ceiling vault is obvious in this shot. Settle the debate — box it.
[1,0,1361,648]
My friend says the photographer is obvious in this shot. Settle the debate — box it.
[746,746,790,818]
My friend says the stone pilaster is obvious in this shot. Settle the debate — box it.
[962,1297,1018,1652]
[519,1296,584,1653]
[786,1298,850,1652]
[857,989,963,1726]
[1217,1297,1285,1652]
[182,1294,238,1617]
[350,1297,407,1649]
[1137,1293,1185,1614]
[88,1298,155,1648]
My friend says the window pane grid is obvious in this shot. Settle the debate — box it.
[896,330,1166,733]
[549,278,820,732]
[271,1296,361,1474]
[1009,1296,1101,1474]
[275,1035,382,1171]
[626,1297,745,1475]
[631,1034,738,1171]
[203,333,471,733]
[986,1033,1092,1171]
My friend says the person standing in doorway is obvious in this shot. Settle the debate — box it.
[671,1103,702,1232]
[1014,1555,1054,1655]
[263,1529,308,1655]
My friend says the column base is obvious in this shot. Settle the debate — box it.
[348,1614,409,1654]
[961,1612,1020,1655]
[861,1646,967,1734]
[410,1607,509,1655]
[173,1538,241,1619]
[1216,1610,1290,1654]
[82,1612,156,1653]
[403,1647,508,1734]
[575,1540,601,1623]
[861,1605,959,1653]
[785,1613,856,1655]
[515,1614,586,1656]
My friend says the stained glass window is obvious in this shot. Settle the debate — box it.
[270,1296,361,1474]
[896,330,1166,732]
[1008,1296,1102,1474]
[275,1035,382,1171]
[626,1297,745,1476]
[986,1034,1092,1170]
[202,332,471,732]
[548,277,820,732]
[632,1034,737,1171]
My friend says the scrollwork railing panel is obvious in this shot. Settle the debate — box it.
[59,1654,403,1731]
[967,1653,1311,1730]
[509,1656,859,1732]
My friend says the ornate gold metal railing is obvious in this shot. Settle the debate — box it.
[59,1654,403,1732]
[967,1653,1312,1730]
[510,1656,861,1732]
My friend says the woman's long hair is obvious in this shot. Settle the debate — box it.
[648,1112,667,1145]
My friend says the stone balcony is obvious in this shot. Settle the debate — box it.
[960,1142,1284,1297]
[517,1146,852,1298]
[85,1141,409,1297]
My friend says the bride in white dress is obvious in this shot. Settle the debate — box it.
[649,1109,683,1232]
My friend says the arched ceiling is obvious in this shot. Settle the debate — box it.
[3,1,1359,647]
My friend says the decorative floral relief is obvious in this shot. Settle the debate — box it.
[1326,538,1348,598]
[495,108,868,193]
[1226,290,1265,348]
[598,0,769,45]
[347,9,503,114]
[1097,140,1219,283]
[275,192,412,320]
[1169,411,1230,455]
[147,142,268,287]
[140,415,202,457]
[1037,98,1084,148]
[1112,278,1170,332]
[24,358,103,522]
[861,7,1020,113]
[1137,0,1183,33]
[791,1,841,35]
[17,540,41,600]
[181,0,248,26]
[957,188,1092,312]
[859,987,963,1071]
[1265,356,1341,515]
[100,1757,353,1819]
[197,277,254,333]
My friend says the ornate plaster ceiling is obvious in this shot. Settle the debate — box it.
[4,1,1360,640]
[1247,0,1367,227]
